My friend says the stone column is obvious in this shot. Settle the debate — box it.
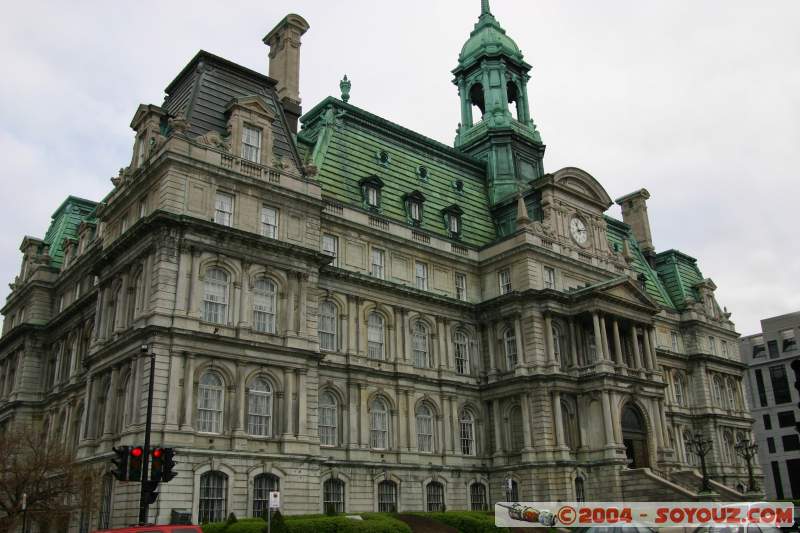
[238,265,249,328]
[610,391,621,445]
[436,318,447,369]
[359,383,368,448]
[283,368,294,438]
[399,389,408,450]
[393,307,404,362]
[612,319,623,365]
[188,249,200,316]
[348,382,359,447]
[650,398,664,448]
[175,249,191,314]
[649,328,659,366]
[181,354,195,430]
[102,367,119,438]
[285,274,297,334]
[592,312,603,361]
[492,399,503,455]
[599,314,611,361]
[631,326,643,369]
[235,363,245,433]
[407,392,417,451]
[642,328,654,370]
[486,323,497,372]
[297,273,308,336]
[569,318,578,367]
[297,370,307,437]
[544,314,555,365]
[553,390,566,447]
[520,393,533,451]
[601,391,615,447]
[513,316,525,365]
[449,397,458,454]
[402,309,412,362]
[79,373,94,441]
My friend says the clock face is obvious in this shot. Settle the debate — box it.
[570,217,588,244]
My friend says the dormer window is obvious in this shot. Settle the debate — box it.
[242,125,262,163]
[441,205,464,239]
[403,191,426,226]
[359,176,384,211]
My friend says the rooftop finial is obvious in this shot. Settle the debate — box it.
[340,74,351,103]
[481,0,491,15]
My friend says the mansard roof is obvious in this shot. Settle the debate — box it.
[654,249,705,310]
[298,97,497,247]
[42,196,97,267]
[161,50,302,170]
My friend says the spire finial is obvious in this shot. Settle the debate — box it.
[339,74,351,103]
[481,0,491,15]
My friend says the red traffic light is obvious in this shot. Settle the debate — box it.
[152,448,163,458]
[131,447,143,458]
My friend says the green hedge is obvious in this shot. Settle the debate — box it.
[409,511,498,533]
[201,514,409,533]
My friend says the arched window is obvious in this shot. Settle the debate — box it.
[712,376,724,406]
[98,474,113,529]
[683,431,696,466]
[197,372,224,434]
[460,410,475,456]
[199,471,227,523]
[319,391,338,447]
[318,301,338,352]
[722,431,734,464]
[247,377,272,437]
[562,400,578,450]
[202,268,229,324]
[119,373,132,430]
[132,271,144,317]
[426,481,445,512]
[370,398,389,449]
[673,371,686,407]
[367,312,385,360]
[377,480,397,513]
[470,482,487,511]
[416,404,434,452]
[412,321,430,368]
[726,378,738,410]
[504,327,517,369]
[509,405,524,452]
[508,479,519,501]
[253,278,277,334]
[323,478,345,514]
[454,331,470,375]
[252,474,279,517]
[575,478,585,503]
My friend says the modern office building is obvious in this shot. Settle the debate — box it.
[0,2,756,529]
[740,311,800,499]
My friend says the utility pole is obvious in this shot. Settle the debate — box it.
[138,346,157,524]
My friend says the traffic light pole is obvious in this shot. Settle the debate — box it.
[138,349,156,525]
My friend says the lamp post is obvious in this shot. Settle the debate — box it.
[689,432,714,493]
[734,439,759,493]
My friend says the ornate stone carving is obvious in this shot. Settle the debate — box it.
[195,130,230,152]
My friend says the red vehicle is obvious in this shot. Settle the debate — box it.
[94,525,202,533]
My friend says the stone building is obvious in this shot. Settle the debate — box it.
[0,2,758,528]
[740,311,800,499]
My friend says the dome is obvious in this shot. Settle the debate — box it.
[458,9,524,67]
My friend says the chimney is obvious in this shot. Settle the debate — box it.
[263,14,310,133]
[616,188,655,260]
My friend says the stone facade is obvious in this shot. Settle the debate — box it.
[0,3,758,530]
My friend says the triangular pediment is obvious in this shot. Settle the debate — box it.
[571,276,659,312]
[225,95,275,120]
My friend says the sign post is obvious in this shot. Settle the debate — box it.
[267,491,280,533]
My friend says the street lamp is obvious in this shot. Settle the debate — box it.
[689,432,714,493]
[734,439,759,493]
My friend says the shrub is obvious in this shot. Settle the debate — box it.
[410,511,499,533]
[227,519,265,533]
[201,522,229,533]
[226,513,238,526]
[324,502,338,516]
[270,511,288,533]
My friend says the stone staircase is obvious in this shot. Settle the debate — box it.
[668,469,751,501]
[621,468,701,502]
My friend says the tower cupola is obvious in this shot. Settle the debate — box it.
[452,0,545,205]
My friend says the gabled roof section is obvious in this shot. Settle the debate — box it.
[654,249,705,310]
[605,216,675,310]
[43,196,97,268]
[299,97,496,246]
[568,275,660,312]
[161,50,301,169]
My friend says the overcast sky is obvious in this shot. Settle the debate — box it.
[1,0,798,336]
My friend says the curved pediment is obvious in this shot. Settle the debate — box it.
[551,167,613,209]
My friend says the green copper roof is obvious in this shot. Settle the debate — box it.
[654,249,704,310]
[457,0,526,70]
[43,196,97,267]
[299,97,497,247]
[605,216,675,310]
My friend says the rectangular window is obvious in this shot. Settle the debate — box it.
[322,234,338,266]
[260,206,278,239]
[763,414,772,430]
[755,369,769,407]
[771,461,784,499]
[782,434,800,452]
[319,401,337,447]
[455,272,467,301]
[371,248,385,279]
[721,340,729,357]
[499,269,511,294]
[768,340,779,358]
[781,329,796,351]
[543,266,556,289]
[708,336,716,354]
[367,186,379,207]
[671,331,679,352]
[767,437,776,454]
[415,262,428,291]
[241,125,262,163]
[770,365,792,404]
[138,198,147,219]
[753,344,766,358]
[214,192,234,227]
[777,410,796,428]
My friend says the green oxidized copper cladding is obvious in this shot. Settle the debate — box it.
[43,196,98,267]
[654,249,706,310]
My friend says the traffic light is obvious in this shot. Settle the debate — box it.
[151,448,164,482]
[111,446,129,481]
[128,446,144,482]
[162,448,177,482]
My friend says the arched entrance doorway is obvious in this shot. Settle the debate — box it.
[621,404,649,468]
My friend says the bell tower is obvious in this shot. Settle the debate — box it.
[453,0,545,204]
